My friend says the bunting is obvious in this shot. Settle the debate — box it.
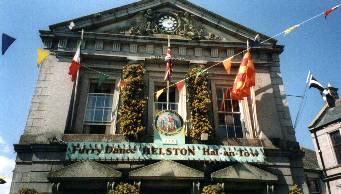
[324,5,339,18]
[155,89,164,100]
[37,49,49,65]
[230,51,255,100]
[176,80,185,91]
[2,33,16,55]
[97,73,109,87]
[117,79,126,89]
[222,58,232,74]
[284,24,300,36]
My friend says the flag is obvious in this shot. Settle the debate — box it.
[324,5,340,18]
[37,48,49,65]
[117,79,126,89]
[222,58,232,74]
[2,33,16,55]
[231,51,255,100]
[68,43,81,81]
[97,73,109,87]
[284,24,300,36]
[176,80,185,91]
[69,21,76,30]
[308,75,324,93]
[155,89,164,100]
[164,47,173,81]
[249,34,260,47]
[196,67,205,78]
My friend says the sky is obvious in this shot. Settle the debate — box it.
[0,0,340,193]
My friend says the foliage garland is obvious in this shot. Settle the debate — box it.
[185,65,213,140]
[289,184,303,194]
[109,182,139,194]
[118,64,146,138]
[18,188,40,194]
[201,184,223,194]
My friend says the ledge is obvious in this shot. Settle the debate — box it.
[62,134,128,142]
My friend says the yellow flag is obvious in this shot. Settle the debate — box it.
[284,24,300,36]
[155,89,164,100]
[223,58,232,74]
[37,48,49,65]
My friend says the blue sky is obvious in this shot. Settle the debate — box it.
[0,0,340,192]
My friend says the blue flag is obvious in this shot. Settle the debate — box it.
[2,33,16,55]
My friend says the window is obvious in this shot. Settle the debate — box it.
[330,130,341,164]
[307,178,321,194]
[215,87,243,138]
[83,83,114,134]
[154,84,178,115]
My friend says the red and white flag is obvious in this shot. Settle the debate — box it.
[68,44,81,81]
[324,5,340,19]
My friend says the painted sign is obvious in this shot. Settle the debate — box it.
[154,110,185,145]
[66,142,264,163]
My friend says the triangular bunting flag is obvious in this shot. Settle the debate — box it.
[2,33,16,55]
[155,89,164,100]
[222,58,232,74]
[324,5,340,18]
[176,80,185,91]
[97,73,109,87]
[69,21,76,30]
[196,68,205,78]
[117,79,126,89]
[37,48,49,65]
[283,24,300,36]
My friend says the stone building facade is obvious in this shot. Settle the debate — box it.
[309,99,341,194]
[10,1,307,194]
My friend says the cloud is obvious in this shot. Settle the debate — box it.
[0,136,12,154]
[0,155,15,194]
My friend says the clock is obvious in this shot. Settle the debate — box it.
[158,15,178,32]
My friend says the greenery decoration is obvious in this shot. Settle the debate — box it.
[18,188,40,194]
[109,182,139,194]
[201,184,223,194]
[289,184,303,194]
[118,64,146,138]
[186,65,213,140]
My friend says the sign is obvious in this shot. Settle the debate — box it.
[66,142,265,163]
[154,110,185,145]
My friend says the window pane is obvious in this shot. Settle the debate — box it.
[227,127,236,138]
[224,114,234,125]
[232,100,239,112]
[96,95,105,108]
[84,109,94,122]
[225,100,232,112]
[94,109,104,122]
[235,126,243,138]
[104,95,113,107]
[234,114,242,126]
[103,109,112,122]
[331,131,341,145]
[87,96,96,108]
[216,88,223,99]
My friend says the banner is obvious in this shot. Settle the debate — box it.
[66,142,265,163]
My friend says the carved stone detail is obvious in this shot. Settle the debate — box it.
[121,9,222,40]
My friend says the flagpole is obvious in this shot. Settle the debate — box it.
[293,70,310,130]
[70,29,84,131]
[166,35,170,110]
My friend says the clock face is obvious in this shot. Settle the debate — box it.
[158,15,178,32]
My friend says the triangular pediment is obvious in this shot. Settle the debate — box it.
[211,163,277,182]
[48,0,274,43]
[48,161,121,181]
[129,160,204,180]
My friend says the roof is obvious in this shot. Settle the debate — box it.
[44,0,278,45]
[301,147,321,171]
[211,163,278,182]
[129,160,204,180]
[309,99,341,130]
[48,161,121,181]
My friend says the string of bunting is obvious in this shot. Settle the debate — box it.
[153,3,340,96]
[35,4,340,90]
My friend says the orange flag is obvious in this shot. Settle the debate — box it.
[231,51,255,100]
[222,58,232,74]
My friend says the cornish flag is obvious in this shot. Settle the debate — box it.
[164,47,173,81]
[308,74,324,93]
[68,43,81,81]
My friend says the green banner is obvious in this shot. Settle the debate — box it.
[66,142,264,163]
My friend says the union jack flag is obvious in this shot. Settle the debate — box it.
[164,47,173,81]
